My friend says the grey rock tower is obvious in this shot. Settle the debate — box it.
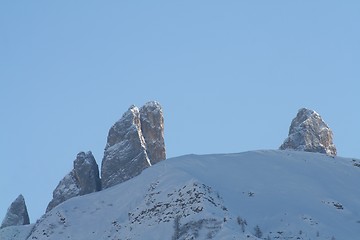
[1,194,30,229]
[280,108,337,156]
[140,101,166,164]
[46,151,101,212]
[101,101,166,189]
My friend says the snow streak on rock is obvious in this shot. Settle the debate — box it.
[140,101,166,165]
[101,101,166,189]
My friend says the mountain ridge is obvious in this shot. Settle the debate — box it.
[3,105,357,239]
[2,150,359,239]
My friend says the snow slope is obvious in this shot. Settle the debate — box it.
[2,150,360,239]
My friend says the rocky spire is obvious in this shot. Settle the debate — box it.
[140,101,166,164]
[101,101,166,189]
[74,151,102,195]
[1,194,30,229]
[46,151,101,212]
[280,108,337,156]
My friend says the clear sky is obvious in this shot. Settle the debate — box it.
[1,1,360,223]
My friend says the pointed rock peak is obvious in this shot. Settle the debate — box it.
[46,151,101,212]
[126,105,140,118]
[280,108,337,156]
[74,151,97,168]
[129,104,137,110]
[74,151,91,167]
[106,105,142,149]
[295,108,316,120]
[73,151,101,195]
[1,194,30,229]
[299,107,316,116]
[101,101,166,189]
[142,100,162,109]
[140,101,166,164]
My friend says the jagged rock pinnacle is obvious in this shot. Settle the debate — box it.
[140,101,166,164]
[46,151,101,212]
[280,108,337,156]
[1,194,30,229]
[101,101,166,189]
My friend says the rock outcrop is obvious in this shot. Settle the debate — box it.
[45,101,165,211]
[1,195,30,229]
[73,152,102,195]
[140,101,166,164]
[46,151,101,212]
[280,108,337,156]
[101,101,166,189]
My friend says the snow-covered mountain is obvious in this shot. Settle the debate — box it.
[2,150,359,240]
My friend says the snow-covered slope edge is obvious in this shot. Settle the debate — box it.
[2,150,360,239]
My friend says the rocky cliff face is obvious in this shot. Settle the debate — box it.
[46,151,101,212]
[101,101,166,189]
[1,195,30,229]
[45,101,165,211]
[280,108,337,156]
[73,152,102,195]
[140,101,166,164]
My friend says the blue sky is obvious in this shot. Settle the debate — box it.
[1,1,360,222]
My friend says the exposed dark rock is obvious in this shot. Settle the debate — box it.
[101,101,166,189]
[74,151,101,195]
[140,101,166,164]
[1,194,30,229]
[46,151,101,212]
[280,108,337,156]
[101,105,150,189]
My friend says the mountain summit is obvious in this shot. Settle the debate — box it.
[46,151,101,212]
[280,108,337,156]
[0,195,29,229]
[101,101,166,189]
